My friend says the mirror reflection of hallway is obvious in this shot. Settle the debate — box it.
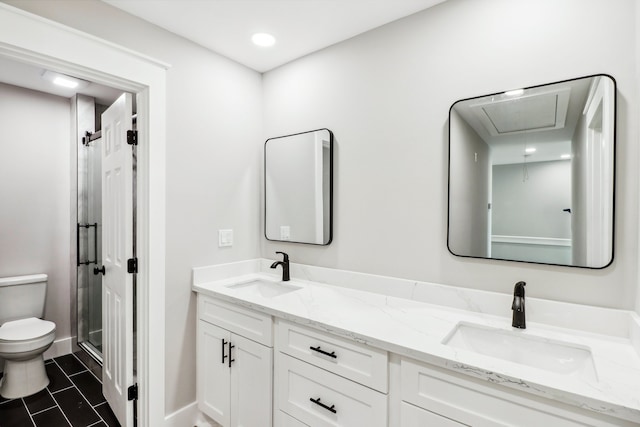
[448,75,615,268]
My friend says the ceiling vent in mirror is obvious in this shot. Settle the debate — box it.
[470,87,571,136]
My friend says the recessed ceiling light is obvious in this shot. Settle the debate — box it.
[525,147,536,153]
[42,70,89,90]
[252,33,276,47]
[53,76,79,88]
[561,154,571,159]
[505,89,524,97]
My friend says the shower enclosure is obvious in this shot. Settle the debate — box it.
[76,96,108,362]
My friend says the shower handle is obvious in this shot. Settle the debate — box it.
[93,266,105,275]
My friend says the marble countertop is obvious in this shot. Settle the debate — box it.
[193,271,640,424]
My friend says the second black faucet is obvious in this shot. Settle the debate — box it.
[511,281,526,329]
[270,251,290,281]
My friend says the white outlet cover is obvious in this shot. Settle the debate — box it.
[280,226,290,240]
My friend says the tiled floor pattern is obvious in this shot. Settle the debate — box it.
[0,352,120,427]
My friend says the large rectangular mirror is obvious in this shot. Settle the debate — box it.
[265,128,333,245]
[448,75,615,268]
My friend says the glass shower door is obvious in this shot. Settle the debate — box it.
[77,134,103,359]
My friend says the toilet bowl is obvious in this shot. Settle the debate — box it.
[0,274,57,399]
[0,317,56,398]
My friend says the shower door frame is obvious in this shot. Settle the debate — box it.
[75,95,105,363]
[0,4,169,427]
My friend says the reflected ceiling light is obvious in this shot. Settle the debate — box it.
[42,70,89,89]
[53,76,78,88]
[561,154,571,159]
[525,147,536,153]
[505,89,524,97]
[252,33,276,47]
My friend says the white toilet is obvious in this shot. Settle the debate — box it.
[0,274,56,398]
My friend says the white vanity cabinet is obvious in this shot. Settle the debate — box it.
[193,274,640,427]
[275,319,388,426]
[197,295,273,427]
[399,358,638,427]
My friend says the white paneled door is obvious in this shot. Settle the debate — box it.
[101,92,135,427]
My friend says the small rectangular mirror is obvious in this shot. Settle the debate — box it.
[448,75,615,268]
[265,128,333,245]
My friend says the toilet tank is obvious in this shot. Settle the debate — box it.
[0,274,48,325]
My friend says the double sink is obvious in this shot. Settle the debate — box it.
[225,278,597,382]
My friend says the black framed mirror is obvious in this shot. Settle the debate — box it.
[265,128,333,245]
[448,75,615,268]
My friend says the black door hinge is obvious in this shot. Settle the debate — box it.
[127,130,138,146]
[127,383,138,401]
[127,258,138,274]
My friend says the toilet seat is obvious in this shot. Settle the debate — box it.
[0,317,55,341]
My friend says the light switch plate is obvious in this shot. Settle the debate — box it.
[218,229,233,247]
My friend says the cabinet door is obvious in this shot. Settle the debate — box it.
[197,321,231,426]
[276,410,309,426]
[230,334,273,427]
[401,402,467,427]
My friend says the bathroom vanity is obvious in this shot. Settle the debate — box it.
[192,260,640,427]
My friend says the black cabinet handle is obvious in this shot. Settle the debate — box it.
[221,339,228,364]
[310,346,336,359]
[310,397,336,414]
[93,266,105,275]
[228,342,235,367]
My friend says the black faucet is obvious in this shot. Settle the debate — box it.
[511,281,526,329]
[270,251,290,282]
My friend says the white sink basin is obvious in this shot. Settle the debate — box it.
[443,322,598,381]
[226,279,302,298]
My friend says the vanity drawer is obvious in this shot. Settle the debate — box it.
[276,319,388,392]
[401,358,628,427]
[198,295,272,346]
[278,353,387,427]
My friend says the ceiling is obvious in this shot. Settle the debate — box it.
[453,78,593,165]
[0,0,446,103]
[101,0,447,72]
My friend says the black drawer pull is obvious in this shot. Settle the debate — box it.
[228,342,235,368]
[310,397,336,414]
[310,346,336,358]
[221,339,228,364]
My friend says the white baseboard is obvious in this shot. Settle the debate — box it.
[43,336,73,360]
[164,402,221,427]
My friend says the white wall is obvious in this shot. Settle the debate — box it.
[0,83,71,343]
[2,0,263,415]
[449,109,490,257]
[491,161,572,265]
[492,161,571,239]
[572,111,588,265]
[637,1,640,316]
[262,0,639,310]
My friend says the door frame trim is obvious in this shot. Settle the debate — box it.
[0,4,169,426]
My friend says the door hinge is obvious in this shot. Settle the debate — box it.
[127,258,138,274]
[127,130,138,146]
[127,383,138,401]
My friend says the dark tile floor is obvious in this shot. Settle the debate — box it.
[0,352,120,427]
